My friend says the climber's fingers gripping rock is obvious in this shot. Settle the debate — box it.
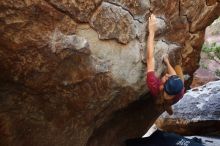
[148,14,157,34]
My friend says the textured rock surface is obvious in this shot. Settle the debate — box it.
[0,0,220,146]
[206,17,220,42]
[90,2,137,44]
[47,0,103,22]
[156,80,220,135]
[191,68,219,88]
[191,18,220,88]
[191,52,220,88]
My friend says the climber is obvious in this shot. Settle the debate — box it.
[146,14,185,115]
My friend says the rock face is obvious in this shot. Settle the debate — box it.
[156,80,220,135]
[205,16,220,45]
[191,18,220,88]
[190,52,220,88]
[0,0,220,146]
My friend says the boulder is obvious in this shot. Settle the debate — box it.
[0,0,220,145]
[156,80,220,135]
[191,67,219,88]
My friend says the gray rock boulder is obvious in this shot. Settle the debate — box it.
[156,80,220,135]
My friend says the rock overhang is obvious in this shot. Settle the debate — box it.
[0,0,220,146]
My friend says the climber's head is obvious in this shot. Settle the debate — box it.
[160,74,184,100]
[164,75,183,95]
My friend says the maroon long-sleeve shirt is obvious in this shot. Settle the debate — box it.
[146,71,185,104]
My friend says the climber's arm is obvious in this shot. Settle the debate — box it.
[146,14,156,72]
[175,65,184,82]
[146,32,155,72]
[163,56,176,76]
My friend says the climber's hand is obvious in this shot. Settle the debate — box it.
[148,14,156,34]
[163,54,177,75]
[163,54,169,65]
